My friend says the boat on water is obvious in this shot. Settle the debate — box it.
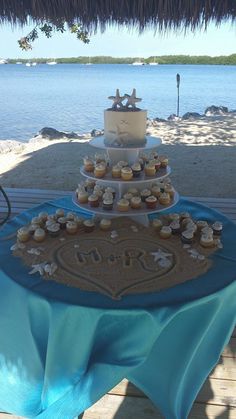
[47,60,57,65]
[132,61,145,66]
[0,59,8,64]
[149,61,158,66]
[32,62,37,66]
[25,62,32,67]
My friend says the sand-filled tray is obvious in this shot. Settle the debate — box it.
[12,217,221,300]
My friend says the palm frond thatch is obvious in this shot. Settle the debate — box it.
[0,0,235,31]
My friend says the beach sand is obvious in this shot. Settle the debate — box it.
[0,114,236,198]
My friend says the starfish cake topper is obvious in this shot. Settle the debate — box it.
[108,89,125,109]
[124,88,142,109]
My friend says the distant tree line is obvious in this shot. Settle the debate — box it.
[8,54,236,65]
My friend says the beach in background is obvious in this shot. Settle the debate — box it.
[0,114,235,198]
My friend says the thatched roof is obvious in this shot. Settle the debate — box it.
[0,0,235,32]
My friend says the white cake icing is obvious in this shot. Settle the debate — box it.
[104,88,147,146]
[104,109,147,146]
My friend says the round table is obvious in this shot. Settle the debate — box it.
[0,196,235,419]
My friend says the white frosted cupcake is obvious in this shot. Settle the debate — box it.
[100,219,112,231]
[212,221,223,235]
[200,234,214,248]
[33,228,46,242]
[66,221,78,234]
[17,227,30,242]
[130,196,142,209]
[159,226,172,239]
[117,199,129,212]
[152,218,163,231]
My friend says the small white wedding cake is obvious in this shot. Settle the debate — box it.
[104,88,147,147]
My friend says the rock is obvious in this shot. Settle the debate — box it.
[167,114,181,121]
[91,129,104,137]
[204,106,229,116]
[38,127,81,140]
[0,140,26,154]
[182,112,202,120]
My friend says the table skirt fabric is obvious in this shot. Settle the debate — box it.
[0,197,236,419]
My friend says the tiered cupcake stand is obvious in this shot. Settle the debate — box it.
[73,136,179,226]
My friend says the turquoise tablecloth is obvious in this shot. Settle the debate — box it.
[0,197,235,419]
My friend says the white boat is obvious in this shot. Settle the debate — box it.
[25,62,32,67]
[16,62,23,65]
[32,62,37,66]
[47,61,57,65]
[132,61,145,66]
[0,59,8,64]
[149,61,158,66]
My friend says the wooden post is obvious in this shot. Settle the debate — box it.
[176,73,180,117]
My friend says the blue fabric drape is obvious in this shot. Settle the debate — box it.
[0,197,235,418]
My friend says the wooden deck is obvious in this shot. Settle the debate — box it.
[0,188,235,419]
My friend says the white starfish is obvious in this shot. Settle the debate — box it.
[124,88,142,108]
[108,89,125,109]
[29,262,47,276]
[151,249,172,262]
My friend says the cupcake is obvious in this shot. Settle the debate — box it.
[212,221,223,235]
[28,223,40,235]
[100,219,112,231]
[200,234,214,248]
[169,221,181,234]
[38,212,48,223]
[47,223,60,237]
[140,189,151,202]
[152,218,163,231]
[84,178,96,191]
[130,196,142,209]
[185,221,198,234]
[105,187,116,199]
[94,164,106,178]
[196,220,208,231]
[77,190,89,204]
[123,193,133,202]
[117,199,129,212]
[160,156,169,168]
[201,226,214,236]
[181,230,194,244]
[66,212,76,221]
[74,216,85,227]
[164,184,175,198]
[95,153,106,165]
[66,221,78,234]
[117,160,129,168]
[57,217,67,229]
[88,194,99,207]
[17,227,30,242]
[127,187,139,196]
[168,213,180,222]
[131,162,142,178]
[145,195,157,209]
[150,151,159,160]
[31,216,42,226]
[180,212,191,221]
[83,219,95,232]
[112,165,121,178]
[151,185,161,198]
[33,228,46,242]
[154,159,161,171]
[55,208,65,219]
[102,198,114,211]
[145,163,156,177]
[121,167,133,181]
[83,157,94,172]
[159,192,171,205]
[159,226,172,239]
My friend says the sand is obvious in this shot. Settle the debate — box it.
[0,114,236,197]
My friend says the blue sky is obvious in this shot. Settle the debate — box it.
[0,21,235,58]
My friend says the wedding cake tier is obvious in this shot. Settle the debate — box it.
[104,88,147,147]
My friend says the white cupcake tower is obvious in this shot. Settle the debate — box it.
[73,135,179,226]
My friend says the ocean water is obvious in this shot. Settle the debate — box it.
[0,63,235,141]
